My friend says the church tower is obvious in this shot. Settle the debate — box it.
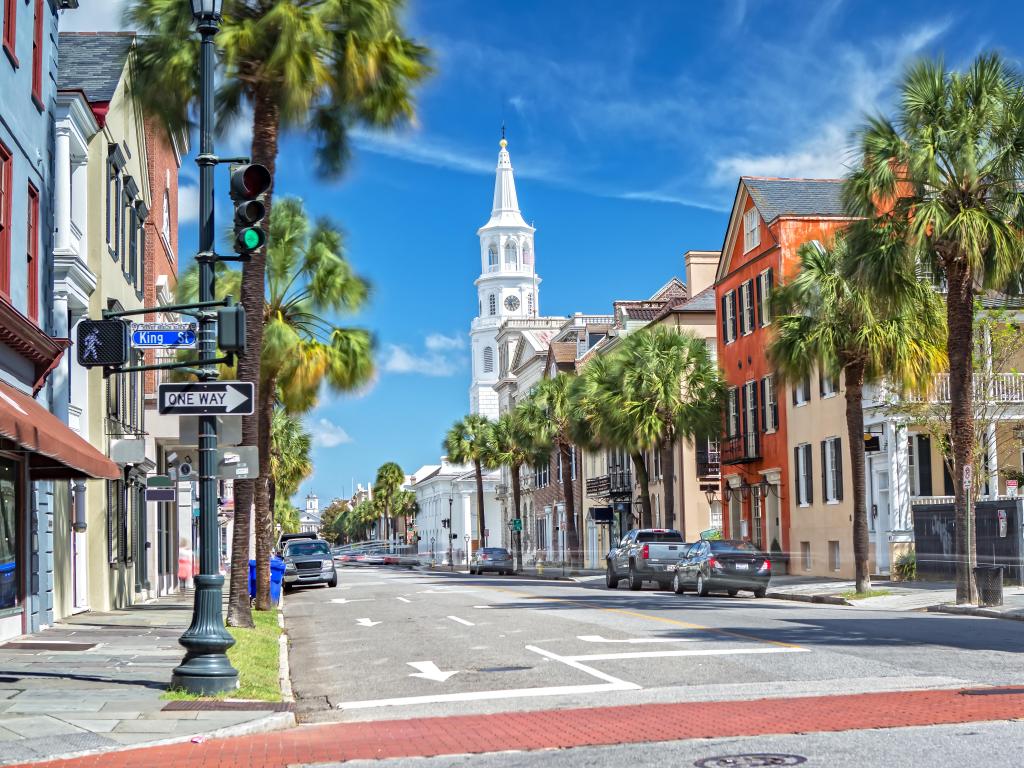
[469,136,541,419]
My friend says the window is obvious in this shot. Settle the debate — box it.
[504,240,517,268]
[106,477,130,564]
[0,142,10,296]
[522,244,531,265]
[820,369,838,397]
[534,462,549,489]
[822,437,844,502]
[571,445,577,481]
[795,443,813,505]
[761,375,778,432]
[793,375,811,406]
[31,0,42,105]
[828,540,841,572]
[756,269,773,326]
[0,457,20,610]
[488,294,496,316]
[106,159,118,252]
[527,292,534,315]
[739,280,754,334]
[727,387,740,438]
[26,184,38,321]
[752,492,763,548]
[908,434,932,497]
[2,0,15,64]
[483,346,494,373]
[721,291,738,344]
[801,541,811,571]
[743,207,761,252]
[743,381,758,456]
[162,191,170,243]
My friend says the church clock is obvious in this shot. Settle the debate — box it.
[504,295,521,311]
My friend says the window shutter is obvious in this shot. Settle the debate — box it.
[818,368,825,397]
[792,380,798,406]
[821,441,828,501]
[760,377,767,432]
[771,382,779,431]
[835,438,844,501]
[805,444,813,504]
[721,295,728,341]
[730,291,738,341]
[794,446,801,505]
[754,274,763,327]
[918,435,932,496]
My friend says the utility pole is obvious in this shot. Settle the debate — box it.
[171,0,237,694]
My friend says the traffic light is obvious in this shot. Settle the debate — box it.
[217,302,246,354]
[229,164,271,259]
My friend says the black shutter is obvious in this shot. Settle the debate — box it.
[821,441,828,502]
[792,380,798,406]
[754,274,763,328]
[794,446,801,505]
[918,435,932,496]
[760,377,767,432]
[806,444,813,504]
[730,291,738,341]
[721,295,728,342]
[835,438,844,501]
[771,380,779,430]
[943,460,955,496]
[819,368,825,397]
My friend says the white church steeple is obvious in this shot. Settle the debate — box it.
[469,135,542,419]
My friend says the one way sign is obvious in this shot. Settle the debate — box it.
[158,382,254,416]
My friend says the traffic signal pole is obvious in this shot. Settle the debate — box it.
[171,5,238,694]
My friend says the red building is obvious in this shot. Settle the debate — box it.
[714,177,852,565]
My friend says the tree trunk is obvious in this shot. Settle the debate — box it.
[254,374,276,610]
[511,464,523,573]
[946,257,977,604]
[631,451,652,528]
[474,460,486,548]
[237,85,280,615]
[559,442,580,568]
[661,438,677,533]
[226,487,254,627]
[843,360,871,594]
[268,475,276,532]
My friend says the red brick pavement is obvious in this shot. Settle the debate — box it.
[15,688,1024,768]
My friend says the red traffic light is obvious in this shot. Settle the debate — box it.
[229,164,271,200]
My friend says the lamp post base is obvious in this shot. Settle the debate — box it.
[171,574,238,695]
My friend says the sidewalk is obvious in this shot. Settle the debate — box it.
[766,574,1024,619]
[0,591,292,765]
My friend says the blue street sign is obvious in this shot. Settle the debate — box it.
[131,322,198,349]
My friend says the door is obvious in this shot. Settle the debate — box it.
[873,467,891,571]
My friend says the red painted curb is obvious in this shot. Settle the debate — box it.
[16,687,1024,768]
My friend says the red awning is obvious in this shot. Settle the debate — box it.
[0,381,120,480]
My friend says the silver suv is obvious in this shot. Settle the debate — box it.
[282,538,338,590]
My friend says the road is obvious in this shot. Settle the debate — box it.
[282,566,1024,762]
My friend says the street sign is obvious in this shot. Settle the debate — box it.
[512,518,523,532]
[131,322,198,349]
[217,446,259,480]
[963,463,973,490]
[146,475,176,502]
[158,382,254,415]
[1007,479,1018,499]
[77,319,130,367]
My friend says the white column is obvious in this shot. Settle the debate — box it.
[889,421,909,531]
[462,493,473,566]
[54,126,72,253]
[51,292,70,423]
[71,159,88,247]
[987,422,999,497]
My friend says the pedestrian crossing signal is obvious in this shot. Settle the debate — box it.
[77,319,130,368]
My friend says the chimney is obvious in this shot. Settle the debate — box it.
[684,250,721,296]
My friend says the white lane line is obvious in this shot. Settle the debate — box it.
[525,644,641,688]
[471,605,492,609]
[447,615,474,626]
[564,647,809,662]
[577,634,698,644]
[355,618,381,627]
[396,596,411,603]
[330,598,373,604]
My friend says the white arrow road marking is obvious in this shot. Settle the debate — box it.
[330,598,373,604]
[577,635,698,644]
[224,384,249,412]
[471,605,492,609]
[447,615,474,626]
[355,618,381,627]
[396,597,411,603]
[564,647,809,662]
[407,661,458,682]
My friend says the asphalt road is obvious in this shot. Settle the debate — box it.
[284,566,1024,725]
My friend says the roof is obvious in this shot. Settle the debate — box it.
[743,177,847,223]
[58,33,135,103]
[624,307,661,321]
[550,341,577,364]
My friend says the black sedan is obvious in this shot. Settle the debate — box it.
[672,539,771,598]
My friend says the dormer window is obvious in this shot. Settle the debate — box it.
[505,240,517,268]
[487,246,498,271]
[743,207,761,253]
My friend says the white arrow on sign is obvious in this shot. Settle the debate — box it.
[355,618,381,627]
[407,661,458,682]
[330,598,373,605]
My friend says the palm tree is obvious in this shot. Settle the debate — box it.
[485,407,546,572]
[373,462,406,544]
[533,373,582,567]
[843,53,1024,603]
[270,407,313,521]
[128,0,430,611]
[178,198,373,613]
[613,326,725,536]
[769,234,947,593]
[443,415,493,550]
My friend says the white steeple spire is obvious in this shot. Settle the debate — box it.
[484,136,528,229]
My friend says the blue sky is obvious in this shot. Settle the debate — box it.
[67,0,1022,505]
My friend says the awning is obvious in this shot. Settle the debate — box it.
[0,381,120,480]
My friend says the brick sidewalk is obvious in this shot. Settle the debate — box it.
[14,687,1024,768]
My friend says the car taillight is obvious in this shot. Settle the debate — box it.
[759,559,771,571]
[641,544,649,559]
[481,554,489,560]
[708,556,722,570]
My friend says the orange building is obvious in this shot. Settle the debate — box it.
[714,177,853,568]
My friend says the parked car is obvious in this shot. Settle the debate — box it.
[672,539,771,597]
[276,531,317,554]
[470,547,514,575]
[282,538,338,590]
[606,529,692,590]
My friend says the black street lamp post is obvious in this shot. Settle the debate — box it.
[171,0,238,695]
[448,496,454,572]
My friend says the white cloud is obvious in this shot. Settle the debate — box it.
[425,332,465,352]
[178,184,199,223]
[60,0,130,32]
[312,418,353,448]
[382,343,463,377]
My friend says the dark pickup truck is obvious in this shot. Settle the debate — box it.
[606,529,691,590]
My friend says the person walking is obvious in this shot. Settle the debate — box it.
[178,538,194,591]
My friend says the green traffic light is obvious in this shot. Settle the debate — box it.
[241,228,261,249]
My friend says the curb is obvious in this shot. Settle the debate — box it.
[766,590,852,606]
[278,602,294,704]
[926,604,1024,622]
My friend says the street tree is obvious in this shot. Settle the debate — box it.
[533,373,581,567]
[769,234,946,594]
[844,53,1024,602]
[319,499,350,544]
[443,415,493,549]
[373,462,406,544]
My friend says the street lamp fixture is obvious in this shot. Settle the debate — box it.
[190,0,223,21]
[703,487,718,506]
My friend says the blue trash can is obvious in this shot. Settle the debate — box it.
[270,556,285,604]
[248,559,257,598]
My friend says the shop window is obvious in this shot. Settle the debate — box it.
[0,458,20,610]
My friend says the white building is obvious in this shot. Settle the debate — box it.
[299,493,321,534]
[411,457,501,564]
[470,137,542,419]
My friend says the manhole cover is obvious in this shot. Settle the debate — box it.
[694,755,807,767]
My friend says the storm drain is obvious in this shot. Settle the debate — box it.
[0,641,95,651]
[694,756,807,767]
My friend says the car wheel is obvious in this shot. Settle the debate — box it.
[672,571,685,594]
[696,573,709,597]
[605,565,619,589]
[728,589,738,597]
[328,574,338,588]
[283,584,293,593]
[754,587,767,599]
[628,564,643,591]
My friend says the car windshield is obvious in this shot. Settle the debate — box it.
[709,540,761,553]
[636,531,684,543]
[285,541,330,557]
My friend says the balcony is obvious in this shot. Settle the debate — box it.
[907,373,1024,404]
[721,431,761,465]
[587,468,632,499]
[697,446,721,478]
